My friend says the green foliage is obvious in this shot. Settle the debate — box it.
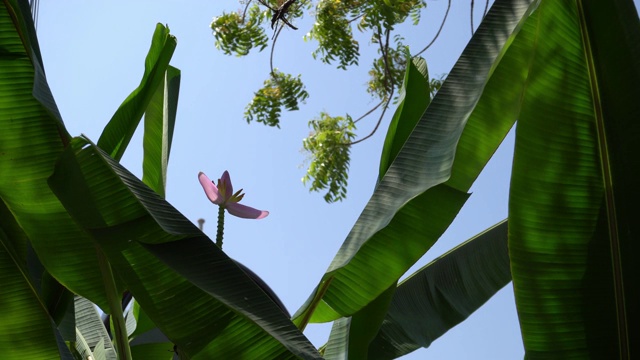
[306,0,359,69]
[210,4,269,56]
[296,0,640,358]
[302,113,356,202]
[213,0,435,202]
[244,69,309,127]
[0,5,322,357]
[4,0,639,359]
[367,35,409,100]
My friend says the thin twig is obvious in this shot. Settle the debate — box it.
[345,91,393,146]
[353,100,384,124]
[483,0,489,19]
[470,0,475,35]
[413,0,451,57]
[241,0,254,23]
[385,29,394,89]
[347,27,395,145]
[347,13,364,24]
[375,27,394,92]
[270,23,285,74]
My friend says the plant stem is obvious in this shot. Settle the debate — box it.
[295,276,334,332]
[216,206,225,249]
[96,247,132,360]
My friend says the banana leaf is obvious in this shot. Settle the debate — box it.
[1,158,73,359]
[367,220,510,359]
[48,137,321,359]
[322,221,510,360]
[74,296,116,360]
[356,0,640,357]
[142,64,180,198]
[0,220,74,359]
[97,24,177,163]
[323,55,432,359]
[0,2,177,311]
[508,0,639,357]
[292,0,537,328]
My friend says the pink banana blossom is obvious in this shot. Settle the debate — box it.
[198,171,269,219]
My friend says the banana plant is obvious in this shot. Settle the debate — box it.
[1,0,637,359]
[295,0,639,358]
[0,1,320,359]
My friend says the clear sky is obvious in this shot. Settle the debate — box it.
[34,1,638,358]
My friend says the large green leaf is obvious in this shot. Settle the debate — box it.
[322,56,431,359]
[48,137,322,359]
[1,3,181,315]
[97,23,177,162]
[509,0,640,357]
[378,56,432,180]
[0,0,113,310]
[322,317,350,360]
[142,65,180,198]
[293,0,537,326]
[368,220,510,359]
[322,221,510,360]
[0,207,73,359]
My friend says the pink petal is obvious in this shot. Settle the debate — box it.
[226,202,269,219]
[198,172,222,204]
[220,170,233,198]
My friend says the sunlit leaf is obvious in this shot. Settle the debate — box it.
[293,0,537,327]
[0,0,111,311]
[49,137,322,359]
[142,65,181,198]
[508,0,640,357]
[97,23,177,162]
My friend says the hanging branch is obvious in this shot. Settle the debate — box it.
[241,0,254,23]
[346,27,395,146]
[347,12,365,24]
[219,0,467,201]
[270,23,285,74]
[470,0,475,35]
[347,94,393,146]
[413,0,451,57]
[353,100,385,124]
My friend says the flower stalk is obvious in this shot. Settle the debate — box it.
[216,205,225,249]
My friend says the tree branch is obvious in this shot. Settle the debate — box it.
[413,0,451,57]
[346,27,396,146]
[347,12,364,24]
[345,91,393,146]
[470,0,475,35]
[241,0,254,23]
[353,99,384,124]
[270,23,285,74]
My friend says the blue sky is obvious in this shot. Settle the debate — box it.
[35,1,637,358]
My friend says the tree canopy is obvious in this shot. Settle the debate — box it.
[210,0,454,202]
